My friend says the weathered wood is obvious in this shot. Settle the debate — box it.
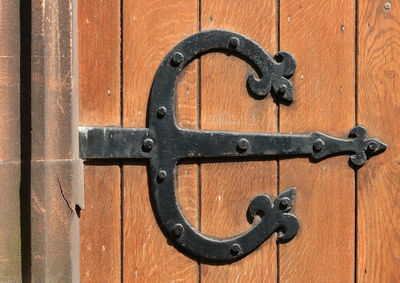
[122,0,198,281]
[357,1,400,282]
[77,1,400,282]
[80,166,121,282]
[200,1,278,281]
[79,0,121,281]
[78,0,121,126]
[176,63,199,228]
[123,165,198,282]
[279,1,355,282]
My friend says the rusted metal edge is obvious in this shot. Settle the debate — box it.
[29,0,83,281]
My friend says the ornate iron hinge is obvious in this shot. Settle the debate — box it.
[79,30,386,263]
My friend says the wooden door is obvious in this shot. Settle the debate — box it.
[78,1,399,282]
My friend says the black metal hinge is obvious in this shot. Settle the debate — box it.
[79,30,386,263]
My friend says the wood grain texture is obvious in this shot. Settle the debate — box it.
[78,1,400,282]
[279,1,355,282]
[80,166,121,282]
[200,1,278,281]
[357,1,400,282]
[123,0,197,128]
[122,1,199,282]
[123,165,198,282]
[79,0,121,281]
[78,0,120,126]
[176,63,200,228]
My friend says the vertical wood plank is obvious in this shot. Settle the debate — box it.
[358,1,400,282]
[80,167,121,282]
[79,0,121,282]
[279,1,355,282]
[122,1,199,282]
[176,64,200,228]
[79,0,121,127]
[200,1,278,281]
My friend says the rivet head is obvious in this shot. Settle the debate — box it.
[237,138,249,151]
[278,85,287,96]
[157,106,167,118]
[230,243,242,256]
[229,37,240,49]
[158,170,167,180]
[171,52,184,66]
[367,141,378,152]
[313,139,325,152]
[384,2,391,10]
[279,197,292,210]
[172,223,184,238]
[142,138,154,152]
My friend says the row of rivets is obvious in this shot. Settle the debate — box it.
[171,37,241,69]
[312,138,379,154]
[172,222,243,257]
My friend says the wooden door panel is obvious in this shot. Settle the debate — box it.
[200,1,278,282]
[79,0,399,282]
[80,166,121,282]
[79,0,121,282]
[122,1,199,282]
[279,1,355,282]
[358,1,400,281]
[78,0,121,126]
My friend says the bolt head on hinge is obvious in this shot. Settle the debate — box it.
[313,139,325,152]
[158,170,167,180]
[142,138,154,152]
[367,141,378,152]
[157,106,167,118]
[228,37,240,49]
[172,223,184,238]
[230,244,242,256]
[171,52,184,66]
[237,138,249,151]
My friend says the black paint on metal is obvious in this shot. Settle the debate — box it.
[79,30,387,263]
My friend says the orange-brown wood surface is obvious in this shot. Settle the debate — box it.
[80,167,121,282]
[279,1,355,282]
[200,1,278,282]
[78,0,120,127]
[122,0,199,282]
[357,1,400,282]
[79,0,400,282]
[79,0,121,282]
[176,62,200,232]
